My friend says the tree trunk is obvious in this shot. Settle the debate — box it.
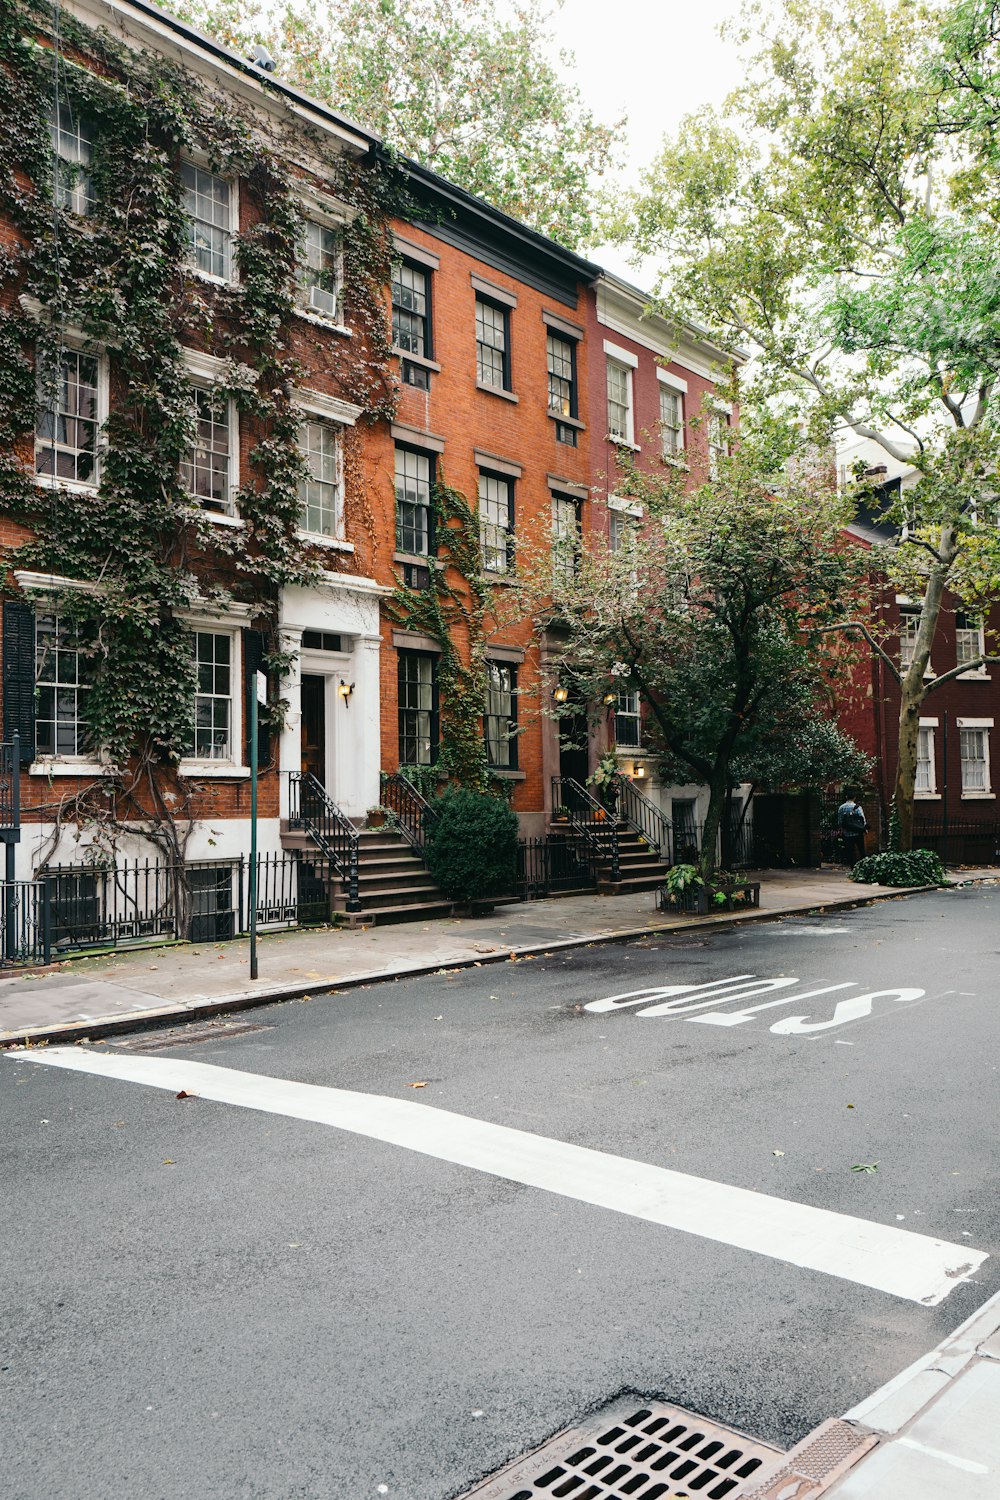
[894,536,954,851]
[699,771,728,880]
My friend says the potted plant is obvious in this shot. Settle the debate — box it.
[657,864,760,915]
[587,751,623,815]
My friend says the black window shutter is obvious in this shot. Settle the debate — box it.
[243,629,270,766]
[3,601,36,764]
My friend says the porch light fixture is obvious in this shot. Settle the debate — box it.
[552,684,570,704]
[602,691,616,706]
[338,679,354,704]
[632,762,646,779]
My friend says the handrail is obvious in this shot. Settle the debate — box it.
[288,772,361,913]
[380,771,438,857]
[617,777,673,864]
[551,776,620,885]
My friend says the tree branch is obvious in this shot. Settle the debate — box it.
[811,621,902,683]
[924,657,1000,692]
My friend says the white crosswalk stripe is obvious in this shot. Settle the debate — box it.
[9,1046,988,1306]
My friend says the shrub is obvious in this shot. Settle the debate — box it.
[850,848,948,887]
[424,789,519,902]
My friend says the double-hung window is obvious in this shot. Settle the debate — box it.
[614,689,641,748]
[398,652,438,766]
[708,411,732,475]
[960,724,991,795]
[395,446,433,557]
[479,470,514,575]
[551,492,580,586]
[606,359,632,443]
[182,162,234,281]
[49,100,94,215]
[34,611,92,758]
[484,662,517,769]
[298,220,342,321]
[192,631,233,761]
[35,349,100,487]
[181,386,234,514]
[915,725,936,794]
[299,420,341,538]
[659,386,684,456]
[899,606,922,669]
[392,260,432,389]
[547,334,576,418]
[476,297,510,390]
[956,610,985,671]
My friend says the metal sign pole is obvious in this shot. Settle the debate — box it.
[249,671,265,981]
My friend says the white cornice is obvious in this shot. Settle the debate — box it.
[595,275,743,383]
[293,388,364,425]
[62,0,371,164]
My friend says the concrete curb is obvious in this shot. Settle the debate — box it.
[0,878,969,1050]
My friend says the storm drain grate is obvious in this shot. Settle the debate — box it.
[461,1398,784,1500]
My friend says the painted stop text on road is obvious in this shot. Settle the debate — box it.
[583,973,943,1035]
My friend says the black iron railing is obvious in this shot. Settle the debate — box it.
[251,852,329,928]
[288,771,361,912]
[381,771,438,857]
[0,881,48,966]
[517,836,597,900]
[0,735,21,840]
[617,777,673,864]
[44,860,178,950]
[551,776,621,884]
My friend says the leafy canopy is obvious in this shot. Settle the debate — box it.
[175,0,625,248]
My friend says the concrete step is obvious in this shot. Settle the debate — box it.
[344,884,444,911]
[353,900,454,926]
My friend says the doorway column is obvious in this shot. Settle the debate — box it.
[278,627,303,821]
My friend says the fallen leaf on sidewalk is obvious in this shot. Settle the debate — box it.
[851,1162,879,1173]
[407,1081,427,1089]
[163,1159,175,1165]
[175,1090,197,1100]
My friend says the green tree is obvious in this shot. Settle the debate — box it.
[175,0,624,248]
[530,422,866,879]
[611,0,1000,850]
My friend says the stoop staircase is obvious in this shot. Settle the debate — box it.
[551,776,673,895]
[283,772,452,925]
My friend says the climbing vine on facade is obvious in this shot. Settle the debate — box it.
[387,478,491,790]
[0,0,400,848]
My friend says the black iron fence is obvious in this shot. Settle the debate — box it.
[913,820,1000,867]
[381,771,438,856]
[517,836,598,900]
[0,882,49,967]
[0,853,332,965]
[288,771,360,911]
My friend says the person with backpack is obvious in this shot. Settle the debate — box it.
[837,796,868,867]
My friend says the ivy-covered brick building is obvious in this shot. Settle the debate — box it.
[0,0,397,908]
[0,0,737,934]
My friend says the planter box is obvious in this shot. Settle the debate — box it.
[657,881,761,916]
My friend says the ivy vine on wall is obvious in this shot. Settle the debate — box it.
[0,0,401,854]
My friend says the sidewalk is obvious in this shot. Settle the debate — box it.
[818,1282,1000,1497]
[0,865,992,1046]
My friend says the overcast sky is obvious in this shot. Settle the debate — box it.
[544,0,748,276]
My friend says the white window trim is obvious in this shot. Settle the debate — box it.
[602,339,639,369]
[915,717,939,799]
[181,156,239,288]
[17,575,108,775]
[292,388,363,425]
[655,365,688,394]
[34,340,108,497]
[957,717,995,799]
[297,416,346,543]
[608,494,643,518]
[295,185,357,230]
[606,356,637,448]
[956,615,990,678]
[177,614,249,777]
[179,350,240,519]
[295,216,347,331]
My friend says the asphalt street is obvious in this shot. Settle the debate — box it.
[3,886,999,1500]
